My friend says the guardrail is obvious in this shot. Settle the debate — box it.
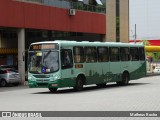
[71,2,105,14]
[16,0,106,14]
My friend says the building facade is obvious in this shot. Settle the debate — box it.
[105,0,129,43]
[0,0,129,82]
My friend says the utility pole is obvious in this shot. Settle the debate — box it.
[134,24,137,44]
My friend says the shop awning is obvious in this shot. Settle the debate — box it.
[0,48,18,54]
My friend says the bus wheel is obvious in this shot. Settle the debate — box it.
[122,72,129,85]
[74,76,84,91]
[49,88,57,93]
[117,72,129,86]
[96,83,107,87]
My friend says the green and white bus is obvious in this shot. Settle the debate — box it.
[28,40,146,92]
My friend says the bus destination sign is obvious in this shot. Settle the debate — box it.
[30,43,59,50]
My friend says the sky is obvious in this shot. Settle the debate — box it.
[129,0,160,40]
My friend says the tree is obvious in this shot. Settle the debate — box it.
[142,40,155,59]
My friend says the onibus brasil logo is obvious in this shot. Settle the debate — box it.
[2,112,42,118]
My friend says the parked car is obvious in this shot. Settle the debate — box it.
[0,68,21,87]
[153,67,160,73]
[0,65,18,70]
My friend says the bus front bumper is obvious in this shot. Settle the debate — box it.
[28,81,59,88]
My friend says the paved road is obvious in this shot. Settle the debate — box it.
[0,75,160,120]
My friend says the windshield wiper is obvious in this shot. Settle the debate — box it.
[42,50,51,66]
[43,50,51,59]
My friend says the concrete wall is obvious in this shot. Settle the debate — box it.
[120,0,129,43]
[0,0,105,34]
[105,0,129,43]
[106,0,116,42]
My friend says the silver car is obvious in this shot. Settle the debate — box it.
[0,68,21,87]
[153,67,160,73]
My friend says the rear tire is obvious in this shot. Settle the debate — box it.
[49,88,57,93]
[0,79,7,87]
[74,76,84,91]
[117,72,129,86]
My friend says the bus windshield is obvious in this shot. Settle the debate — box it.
[28,51,59,74]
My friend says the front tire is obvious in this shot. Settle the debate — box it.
[49,88,57,93]
[74,76,84,91]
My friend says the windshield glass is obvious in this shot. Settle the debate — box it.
[28,51,59,74]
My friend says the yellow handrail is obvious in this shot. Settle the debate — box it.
[145,46,160,52]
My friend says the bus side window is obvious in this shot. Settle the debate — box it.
[120,47,130,61]
[61,49,73,69]
[73,47,84,63]
[109,47,120,62]
[139,47,145,60]
[130,48,139,61]
[85,47,97,62]
[97,47,109,62]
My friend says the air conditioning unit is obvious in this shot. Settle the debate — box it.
[69,9,76,15]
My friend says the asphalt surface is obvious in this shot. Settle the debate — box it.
[0,75,160,120]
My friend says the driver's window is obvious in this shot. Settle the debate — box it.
[61,49,73,69]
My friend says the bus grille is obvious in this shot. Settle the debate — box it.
[33,75,50,78]
[36,79,49,82]
[37,83,48,87]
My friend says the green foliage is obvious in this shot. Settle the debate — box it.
[142,40,150,46]
[153,53,160,61]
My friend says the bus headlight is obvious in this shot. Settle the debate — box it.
[50,74,60,81]
[28,76,35,81]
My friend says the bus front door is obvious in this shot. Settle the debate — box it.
[61,49,75,87]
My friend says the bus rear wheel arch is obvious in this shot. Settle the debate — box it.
[117,72,129,86]
[74,75,85,91]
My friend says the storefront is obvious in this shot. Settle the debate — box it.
[0,48,18,66]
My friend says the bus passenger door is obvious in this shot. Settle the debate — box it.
[60,49,75,87]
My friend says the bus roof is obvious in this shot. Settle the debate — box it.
[30,40,144,47]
